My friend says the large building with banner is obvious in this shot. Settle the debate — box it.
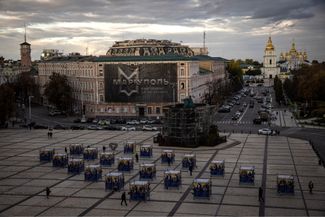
[38,39,227,118]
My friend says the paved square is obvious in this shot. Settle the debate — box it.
[0,129,324,216]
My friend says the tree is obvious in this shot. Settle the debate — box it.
[43,73,74,112]
[273,75,284,104]
[14,71,39,105]
[227,60,243,92]
[0,84,15,126]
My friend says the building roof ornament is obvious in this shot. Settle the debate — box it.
[265,36,274,51]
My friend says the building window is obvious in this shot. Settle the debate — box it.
[180,82,185,89]
[180,68,185,76]
[124,107,128,113]
[156,107,161,114]
[147,107,152,114]
[269,59,272,65]
[99,94,104,102]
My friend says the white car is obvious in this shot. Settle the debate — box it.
[142,125,158,131]
[126,120,140,125]
[258,128,275,135]
[140,120,148,124]
[121,126,136,131]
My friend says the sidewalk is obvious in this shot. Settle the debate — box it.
[272,109,298,127]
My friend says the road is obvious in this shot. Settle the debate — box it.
[214,82,325,163]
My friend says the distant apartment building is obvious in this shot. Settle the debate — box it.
[38,39,227,118]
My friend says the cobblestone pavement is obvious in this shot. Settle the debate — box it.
[0,129,324,216]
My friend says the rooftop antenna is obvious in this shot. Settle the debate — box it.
[86,43,88,56]
[24,22,27,42]
[203,29,206,51]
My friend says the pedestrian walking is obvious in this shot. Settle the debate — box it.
[308,181,314,194]
[189,163,193,176]
[167,156,171,166]
[45,187,51,199]
[121,192,127,206]
[135,152,139,163]
[103,145,106,153]
[65,147,68,154]
[258,187,264,202]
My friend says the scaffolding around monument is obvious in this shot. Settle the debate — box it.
[159,103,225,148]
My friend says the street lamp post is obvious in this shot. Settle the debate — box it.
[28,95,34,122]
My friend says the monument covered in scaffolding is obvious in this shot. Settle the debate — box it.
[158,97,225,148]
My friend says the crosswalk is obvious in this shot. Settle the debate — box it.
[215,121,268,125]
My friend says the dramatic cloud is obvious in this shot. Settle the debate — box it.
[0,0,324,61]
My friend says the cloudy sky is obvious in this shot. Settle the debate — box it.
[0,0,324,62]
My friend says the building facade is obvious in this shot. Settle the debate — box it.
[261,37,280,79]
[38,39,226,118]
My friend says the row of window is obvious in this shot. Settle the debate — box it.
[88,106,161,114]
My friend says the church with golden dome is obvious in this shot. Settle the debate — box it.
[261,36,280,79]
[279,40,308,71]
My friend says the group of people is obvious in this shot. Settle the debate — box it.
[47,128,53,139]
[182,157,196,176]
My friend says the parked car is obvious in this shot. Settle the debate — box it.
[34,124,48,129]
[103,125,120,130]
[73,118,81,123]
[140,119,148,124]
[81,116,87,123]
[71,125,83,130]
[142,125,158,131]
[49,110,61,116]
[126,120,140,125]
[87,125,102,130]
[121,126,136,131]
[54,124,66,130]
[258,128,275,135]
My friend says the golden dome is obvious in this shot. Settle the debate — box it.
[265,36,274,51]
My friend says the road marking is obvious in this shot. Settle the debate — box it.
[237,105,249,123]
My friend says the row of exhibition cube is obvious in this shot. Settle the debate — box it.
[39,144,294,200]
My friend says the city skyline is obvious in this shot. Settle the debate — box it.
[0,0,325,62]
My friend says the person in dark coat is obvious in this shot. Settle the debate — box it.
[121,192,127,206]
[308,181,314,194]
[46,187,51,199]
[189,163,193,176]
[258,187,264,202]
[103,145,106,153]
[135,152,139,163]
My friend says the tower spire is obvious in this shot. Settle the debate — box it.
[203,29,206,51]
[24,23,27,42]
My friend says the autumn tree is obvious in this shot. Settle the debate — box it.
[43,73,74,112]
